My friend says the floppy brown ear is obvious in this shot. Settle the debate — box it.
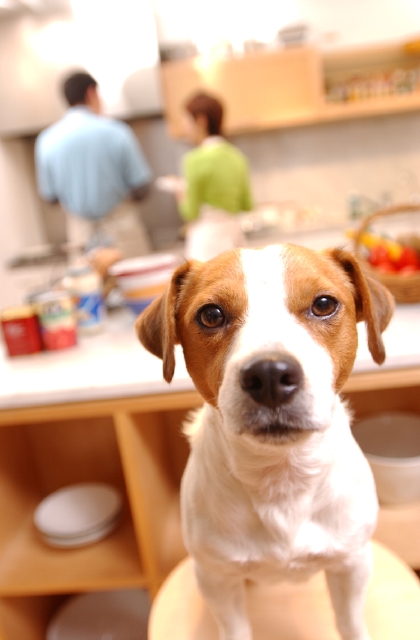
[135,261,192,383]
[326,248,395,365]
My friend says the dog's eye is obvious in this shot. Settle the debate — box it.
[311,296,339,317]
[197,305,226,328]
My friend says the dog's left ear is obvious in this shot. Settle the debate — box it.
[325,248,394,365]
[135,261,193,383]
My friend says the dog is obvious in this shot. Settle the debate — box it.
[136,244,394,640]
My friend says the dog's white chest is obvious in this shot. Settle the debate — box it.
[224,500,343,582]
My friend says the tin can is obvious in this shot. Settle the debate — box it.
[0,305,42,357]
[62,264,105,335]
[35,291,77,351]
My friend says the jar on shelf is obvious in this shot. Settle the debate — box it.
[63,264,105,335]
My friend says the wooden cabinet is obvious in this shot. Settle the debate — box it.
[0,392,200,640]
[343,377,420,570]
[0,369,419,638]
[160,43,420,137]
[160,47,323,137]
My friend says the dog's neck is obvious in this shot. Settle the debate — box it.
[198,396,349,506]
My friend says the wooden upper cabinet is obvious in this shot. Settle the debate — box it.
[160,47,323,137]
[160,42,420,137]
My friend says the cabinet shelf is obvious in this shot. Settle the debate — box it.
[0,510,144,597]
[320,90,420,122]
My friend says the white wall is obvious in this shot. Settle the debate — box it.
[0,0,161,135]
[153,0,420,51]
[0,138,45,307]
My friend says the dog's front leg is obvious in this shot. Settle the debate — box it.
[195,563,253,640]
[325,544,373,640]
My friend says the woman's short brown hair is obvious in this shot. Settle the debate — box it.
[184,92,224,136]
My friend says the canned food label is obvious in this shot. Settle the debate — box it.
[38,299,73,324]
[37,296,77,350]
[1,316,42,356]
[76,293,105,328]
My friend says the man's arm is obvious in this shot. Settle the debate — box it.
[130,182,151,201]
[119,125,152,199]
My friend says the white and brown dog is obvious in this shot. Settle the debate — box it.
[136,244,394,640]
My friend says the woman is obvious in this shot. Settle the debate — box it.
[177,91,254,261]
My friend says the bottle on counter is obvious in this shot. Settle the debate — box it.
[62,263,105,335]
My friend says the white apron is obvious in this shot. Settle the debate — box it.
[185,206,247,262]
[66,201,152,258]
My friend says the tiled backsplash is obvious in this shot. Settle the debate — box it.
[233,110,420,222]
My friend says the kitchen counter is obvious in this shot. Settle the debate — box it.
[0,302,419,411]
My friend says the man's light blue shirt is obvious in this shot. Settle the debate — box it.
[35,106,152,220]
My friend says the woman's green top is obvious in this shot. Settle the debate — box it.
[179,139,253,222]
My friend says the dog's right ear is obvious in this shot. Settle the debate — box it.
[135,261,193,383]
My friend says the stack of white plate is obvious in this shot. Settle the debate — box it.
[46,589,150,640]
[34,482,123,548]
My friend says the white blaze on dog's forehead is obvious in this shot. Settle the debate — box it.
[240,246,288,321]
[232,246,335,416]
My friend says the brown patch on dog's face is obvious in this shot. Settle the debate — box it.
[282,245,359,391]
[176,251,248,406]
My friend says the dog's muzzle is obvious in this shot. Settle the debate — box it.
[240,354,303,410]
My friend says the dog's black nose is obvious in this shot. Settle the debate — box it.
[240,355,303,409]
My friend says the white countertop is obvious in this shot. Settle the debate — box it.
[0,304,419,411]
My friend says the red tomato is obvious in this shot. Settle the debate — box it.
[399,265,420,276]
[394,246,420,271]
[368,245,390,266]
[376,261,397,273]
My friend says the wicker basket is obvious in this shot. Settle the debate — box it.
[354,203,420,304]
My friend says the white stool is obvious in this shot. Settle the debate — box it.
[149,541,420,640]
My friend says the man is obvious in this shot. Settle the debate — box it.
[35,71,153,271]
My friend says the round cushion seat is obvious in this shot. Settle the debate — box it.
[149,541,420,640]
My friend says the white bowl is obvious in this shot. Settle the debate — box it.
[39,515,120,548]
[109,254,178,314]
[46,589,150,640]
[352,412,420,505]
[109,253,177,280]
[114,267,173,294]
[34,483,122,539]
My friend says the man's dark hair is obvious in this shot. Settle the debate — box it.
[184,91,224,136]
[62,71,97,106]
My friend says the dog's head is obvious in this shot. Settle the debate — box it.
[136,245,393,443]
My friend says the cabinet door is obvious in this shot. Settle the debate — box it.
[160,47,323,137]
